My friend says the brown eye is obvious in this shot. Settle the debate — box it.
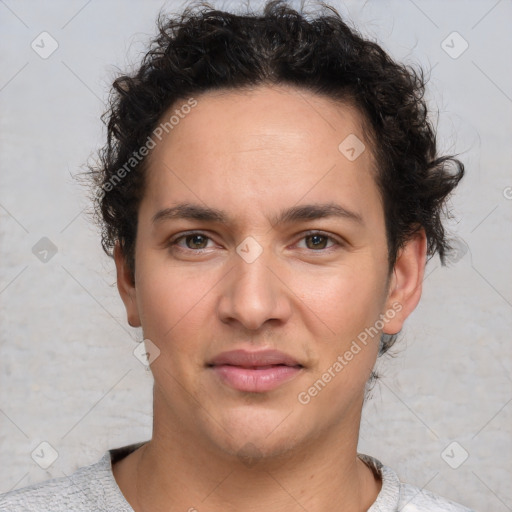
[305,234,329,250]
[183,234,209,249]
[169,232,213,251]
[297,232,339,251]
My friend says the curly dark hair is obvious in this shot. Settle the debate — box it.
[86,0,464,356]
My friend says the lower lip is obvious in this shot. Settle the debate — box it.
[210,365,302,392]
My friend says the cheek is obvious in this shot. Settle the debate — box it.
[287,260,387,339]
[135,258,215,349]
[292,268,383,408]
[286,260,387,398]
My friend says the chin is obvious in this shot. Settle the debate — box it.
[199,406,308,462]
[221,431,302,465]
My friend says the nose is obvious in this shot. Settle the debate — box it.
[216,245,293,331]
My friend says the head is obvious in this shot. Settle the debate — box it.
[87,1,463,461]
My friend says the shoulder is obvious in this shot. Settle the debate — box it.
[359,454,475,512]
[397,482,475,511]
[0,449,133,512]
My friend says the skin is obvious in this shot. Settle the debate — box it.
[112,84,426,512]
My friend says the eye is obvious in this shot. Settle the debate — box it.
[169,232,214,251]
[296,231,340,251]
[167,230,342,254]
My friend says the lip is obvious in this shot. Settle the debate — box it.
[207,349,304,392]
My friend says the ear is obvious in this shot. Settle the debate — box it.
[114,242,141,328]
[383,229,427,334]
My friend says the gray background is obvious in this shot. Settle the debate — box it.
[1,0,511,510]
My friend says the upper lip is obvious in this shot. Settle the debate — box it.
[208,349,303,368]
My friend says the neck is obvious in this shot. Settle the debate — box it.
[113,395,381,512]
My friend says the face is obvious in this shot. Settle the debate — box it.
[116,84,425,461]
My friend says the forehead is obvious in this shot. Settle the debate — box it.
[142,84,382,228]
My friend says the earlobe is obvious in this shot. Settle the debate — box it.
[114,242,141,328]
[383,229,427,335]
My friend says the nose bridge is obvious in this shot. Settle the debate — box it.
[218,238,291,330]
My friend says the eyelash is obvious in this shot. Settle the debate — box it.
[167,230,343,254]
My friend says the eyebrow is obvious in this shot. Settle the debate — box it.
[152,202,364,226]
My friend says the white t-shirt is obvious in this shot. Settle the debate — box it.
[0,442,474,511]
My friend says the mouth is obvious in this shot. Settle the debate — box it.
[207,349,304,393]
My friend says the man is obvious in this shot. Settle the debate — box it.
[0,1,472,510]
